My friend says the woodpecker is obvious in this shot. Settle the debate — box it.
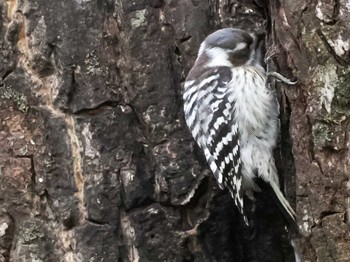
[183,28,297,229]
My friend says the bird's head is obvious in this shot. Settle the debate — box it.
[196,28,265,68]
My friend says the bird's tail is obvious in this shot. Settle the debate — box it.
[255,178,299,235]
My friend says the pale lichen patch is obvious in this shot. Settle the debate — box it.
[120,212,140,262]
[85,51,105,76]
[327,35,350,57]
[0,222,9,237]
[130,10,148,28]
[121,168,136,188]
[315,0,334,23]
[316,1,326,22]
[0,86,29,113]
[313,63,338,113]
[81,123,100,159]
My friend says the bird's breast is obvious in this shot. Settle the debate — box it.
[230,67,279,143]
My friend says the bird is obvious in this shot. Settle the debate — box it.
[182,27,297,231]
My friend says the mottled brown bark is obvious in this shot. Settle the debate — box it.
[269,0,350,261]
[0,0,349,261]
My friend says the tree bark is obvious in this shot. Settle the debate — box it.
[269,0,350,261]
[0,0,349,261]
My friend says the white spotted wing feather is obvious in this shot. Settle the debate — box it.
[183,67,247,223]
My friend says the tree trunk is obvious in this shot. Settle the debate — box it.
[269,1,350,261]
[0,0,349,261]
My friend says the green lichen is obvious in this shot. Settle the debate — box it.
[19,219,45,244]
[0,86,29,113]
[312,121,332,148]
[130,10,147,28]
[85,51,104,76]
[331,70,350,117]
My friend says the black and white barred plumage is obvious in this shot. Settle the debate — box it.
[183,28,297,227]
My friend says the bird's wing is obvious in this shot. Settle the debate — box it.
[185,67,246,223]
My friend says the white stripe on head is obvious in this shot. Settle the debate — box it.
[205,47,232,67]
[231,42,247,52]
[197,42,206,57]
[244,32,255,65]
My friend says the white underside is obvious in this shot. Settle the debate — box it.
[229,66,280,189]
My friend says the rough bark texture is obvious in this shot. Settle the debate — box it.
[0,0,349,261]
[269,1,350,261]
